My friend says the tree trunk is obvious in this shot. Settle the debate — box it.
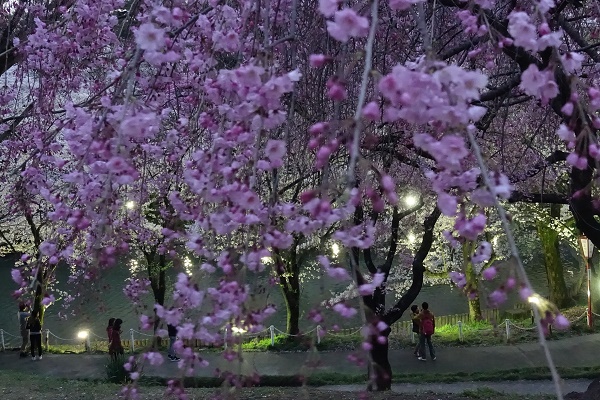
[277,240,301,336]
[282,281,300,336]
[369,327,392,391]
[463,243,482,321]
[536,205,570,308]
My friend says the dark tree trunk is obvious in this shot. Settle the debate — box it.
[282,280,300,336]
[278,241,301,336]
[356,207,440,391]
[369,327,392,391]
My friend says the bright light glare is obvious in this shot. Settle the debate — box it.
[404,195,418,207]
[261,256,272,264]
[408,233,416,243]
[231,327,247,334]
[183,257,193,275]
[77,330,89,339]
[332,243,340,256]
[125,200,136,210]
[528,296,540,305]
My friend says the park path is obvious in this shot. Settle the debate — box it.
[0,333,599,395]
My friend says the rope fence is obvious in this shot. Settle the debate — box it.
[0,310,591,352]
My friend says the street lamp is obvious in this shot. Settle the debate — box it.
[579,235,595,328]
[404,194,418,207]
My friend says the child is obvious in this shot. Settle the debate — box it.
[109,318,124,361]
[417,302,436,361]
[410,304,420,357]
[26,312,42,361]
[106,318,115,349]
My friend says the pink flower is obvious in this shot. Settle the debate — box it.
[519,286,533,301]
[212,30,240,52]
[488,289,507,307]
[472,242,492,264]
[326,79,347,100]
[309,54,327,68]
[482,266,497,280]
[437,193,458,216]
[319,0,338,17]
[519,64,559,104]
[449,271,467,288]
[566,152,587,170]
[11,269,24,285]
[508,12,538,51]
[554,314,570,330]
[506,276,517,290]
[556,124,575,142]
[333,303,357,318]
[362,102,379,120]
[264,140,286,168]
[134,23,166,52]
[326,8,369,43]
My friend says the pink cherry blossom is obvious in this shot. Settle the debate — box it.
[134,23,166,52]
[326,8,369,43]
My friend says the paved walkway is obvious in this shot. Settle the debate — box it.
[0,333,599,394]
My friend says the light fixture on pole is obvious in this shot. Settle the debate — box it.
[579,235,595,328]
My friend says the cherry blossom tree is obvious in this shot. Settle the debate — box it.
[0,0,599,397]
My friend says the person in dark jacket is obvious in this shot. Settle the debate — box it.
[410,304,421,357]
[18,303,30,358]
[109,318,124,361]
[106,317,115,351]
[26,312,42,361]
[167,324,181,362]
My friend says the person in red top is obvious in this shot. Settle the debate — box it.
[109,318,124,361]
[417,302,436,361]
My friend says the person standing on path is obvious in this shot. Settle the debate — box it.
[26,312,42,361]
[417,302,436,362]
[106,318,115,351]
[411,305,421,357]
[109,318,124,361]
[167,324,181,362]
[18,303,30,358]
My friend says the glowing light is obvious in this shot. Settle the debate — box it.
[528,296,541,305]
[231,326,247,334]
[332,243,340,256]
[408,233,416,243]
[261,256,273,264]
[404,195,418,207]
[183,257,193,275]
[77,330,89,339]
[125,200,136,210]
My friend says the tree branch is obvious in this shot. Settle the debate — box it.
[383,207,441,325]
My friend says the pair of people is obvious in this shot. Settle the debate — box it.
[107,318,124,360]
[411,302,436,361]
[18,303,43,360]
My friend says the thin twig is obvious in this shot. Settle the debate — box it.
[346,0,379,188]
[466,130,564,400]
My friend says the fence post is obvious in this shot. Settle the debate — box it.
[129,329,135,353]
[316,325,322,344]
[269,325,275,346]
[505,319,510,342]
[45,329,49,351]
[223,326,228,350]
[0,329,4,351]
[458,321,463,342]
